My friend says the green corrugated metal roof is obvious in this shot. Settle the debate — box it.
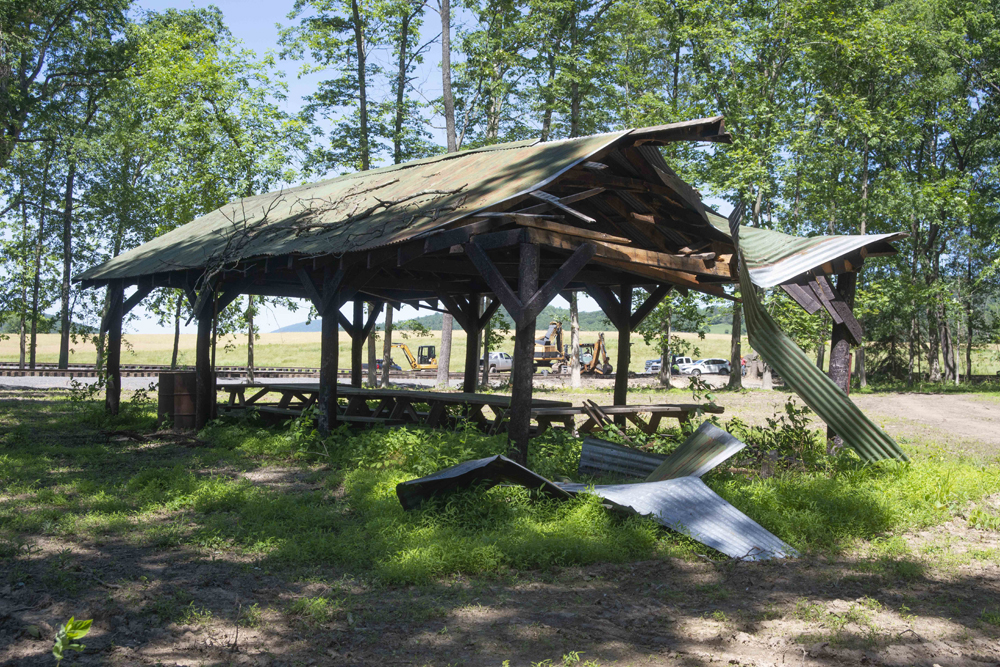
[729,217,907,461]
[706,212,904,288]
[76,132,627,282]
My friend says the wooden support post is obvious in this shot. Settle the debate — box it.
[351,298,364,388]
[104,280,124,416]
[194,301,214,430]
[463,292,482,393]
[614,284,632,424]
[509,244,539,464]
[319,306,339,434]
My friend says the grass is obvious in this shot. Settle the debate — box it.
[2,388,1000,591]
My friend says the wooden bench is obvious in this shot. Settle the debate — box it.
[531,403,725,435]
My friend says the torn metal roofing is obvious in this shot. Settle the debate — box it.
[396,454,797,561]
[558,477,797,561]
[730,214,908,462]
[704,212,905,289]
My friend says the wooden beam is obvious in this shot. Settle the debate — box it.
[630,284,672,331]
[811,276,863,345]
[522,243,596,321]
[614,284,632,419]
[478,297,502,329]
[595,256,734,300]
[464,241,523,322]
[361,299,384,339]
[781,282,822,315]
[513,187,606,215]
[585,283,622,329]
[529,191,597,224]
[104,280,124,416]
[508,243,540,465]
[463,292,482,393]
[524,228,732,278]
[491,212,633,245]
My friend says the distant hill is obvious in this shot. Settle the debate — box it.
[272,305,612,333]
[272,303,738,334]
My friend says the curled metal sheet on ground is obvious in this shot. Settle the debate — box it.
[397,455,796,561]
[728,216,908,462]
[558,477,797,561]
[644,422,747,481]
[579,422,746,481]
[578,437,667,479]
[395,455,571,510]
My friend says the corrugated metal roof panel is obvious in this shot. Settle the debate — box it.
[76,131,628,283]
[645,422,747,481]
[558,477,797,561]
[579,437,667,479]
[728,217,908,461]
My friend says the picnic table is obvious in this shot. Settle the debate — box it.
[530,403,725,435]
[220,382,572,432]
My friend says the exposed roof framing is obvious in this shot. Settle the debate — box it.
[76,115,901,306]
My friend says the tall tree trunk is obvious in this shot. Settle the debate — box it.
[246,295,255,384]
[171,292,182,369]
[856,137,868,387]
[351,0,370,170]
[570,292,581,388]
[393,10,412,165]
[856,347,866,388]
[440,0,457,152]
[29,145,53,370]
[966,300,973,380]
[18,177,28,369]
[58,160,77,369]
[539,45,559,142]
[436,313,453,388]
[436,0,457,383]
[659,305,672,385]
[381,303,393,388]
[367,303,377,387]
[480,296,491,387]
[726,303,742,389]
[816,317,826,370]
[927,306,941,382]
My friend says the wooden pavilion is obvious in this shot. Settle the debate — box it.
[76,116,904,462]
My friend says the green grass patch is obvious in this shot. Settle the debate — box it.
[2,389,1000,589]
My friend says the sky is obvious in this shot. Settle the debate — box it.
[123,0,603,333]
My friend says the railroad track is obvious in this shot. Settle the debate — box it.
[0,362,468,379]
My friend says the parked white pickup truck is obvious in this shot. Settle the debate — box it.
[480,351,513,372]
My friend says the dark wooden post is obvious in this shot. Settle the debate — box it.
[318,305,339,433]
[614,284,632,424]
[509,244,539,464]
[351,298,364,388]
[194,300,214,430]
[827,271,857,447]
[104,280,124,416]
[463,292,482,393]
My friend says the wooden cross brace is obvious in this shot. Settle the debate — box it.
[464,241,597,324]
[585,283,672,332]
[439,293,501,333]
[781,274,863,346]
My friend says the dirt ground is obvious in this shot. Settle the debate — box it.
[2,387,1000,666]
[3,491,1000,667]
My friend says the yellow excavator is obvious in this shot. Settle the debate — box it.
[534,320,613,375]
[391,342,438,370]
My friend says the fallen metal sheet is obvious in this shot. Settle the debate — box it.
[579,422,747,482]
[397,456,795,560]
[727,213,908,462]
[558,477,797,561]
[645,422,747,482]
[395,455,572,510]
[578,437,667,479]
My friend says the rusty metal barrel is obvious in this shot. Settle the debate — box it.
[158,372,198,429]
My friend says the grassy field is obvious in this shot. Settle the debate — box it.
[0,330,740,369]
[5,330,999,376]
[2,387,1000,665]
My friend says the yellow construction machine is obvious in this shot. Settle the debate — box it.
[533,320,613,375]
[391,342,438,370]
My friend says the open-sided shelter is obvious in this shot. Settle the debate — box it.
[77,116,906,462]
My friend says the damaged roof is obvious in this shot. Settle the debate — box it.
[76,115,900,299]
